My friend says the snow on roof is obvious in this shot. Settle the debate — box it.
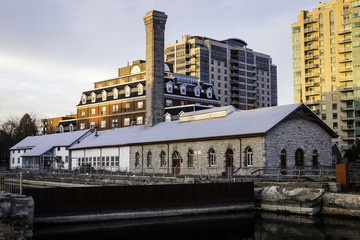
[70,103,308,150]
[10,130,91,157]
[179,105,237,122]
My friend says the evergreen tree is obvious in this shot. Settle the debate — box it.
[14,113,38,143]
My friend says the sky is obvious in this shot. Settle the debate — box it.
[0,0,319,121]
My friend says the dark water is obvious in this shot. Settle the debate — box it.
[33,212,360,240]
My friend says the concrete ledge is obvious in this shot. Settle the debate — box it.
[34,203,254,224]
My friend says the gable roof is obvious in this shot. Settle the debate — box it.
[70,103,337,150]
[10,130,91,157]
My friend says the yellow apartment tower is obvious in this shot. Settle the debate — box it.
[292,0,360,151]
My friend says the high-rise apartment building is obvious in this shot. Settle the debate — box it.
[291,0,360,150]
[165,35,277,110]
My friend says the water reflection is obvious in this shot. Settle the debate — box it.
[33,212,360,240]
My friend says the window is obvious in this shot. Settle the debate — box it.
[137,101,143,109]
[136,116,143,125]
[209,148,216,166]
[125,86,131,97]
[59,125,64,133]
[112,105,118,112]
[331,57,336,63]
[135,152,140,167]
[206,88,213,98]
[124,118,130,126]
[113,88,118,99]
[80,123,85,130]
[166,99,173,106]
[322,114,326,120]
[160,151,166,167]
[91,92,96,102]
[331,66,336,72]
[147,151,152,167]
[101,120,106,128]
[188,149,194,167]
[330,38,335,45]
[180,84,186,95]
[69,124,74,132]
[330,48,335,54]
[91,108,95,114]
[194,86,200,97]
[80,110,85,116]
[332,103,337,110]
[102,91,107,101]
[137,83,144,95]
[90,122,95,129]
[333,113,338,120]
[125,103,130,112]
[112,119,118,128]
[82,94,87,104]
[17,158,20,164]
[166,82,173,93]
[333,122,338,129]
[101,106,106,115]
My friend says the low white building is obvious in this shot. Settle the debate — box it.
[9,130,91,170]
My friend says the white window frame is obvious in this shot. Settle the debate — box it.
[246,147,253,167]
[82,94,87,104]
[180,84,186,95]
[206,88,213,98]
[102,91,107,101]
[137,101,143,109]
[125,86,131,97]
[91,92,96,102]
[136,116,143,125]
[101,120,106,128]
[194,86,200,97]
[209,149,216,166]
[91,108,95,114]
[137,83,144,95]
[124,118,130,126]
[166,82,173,93]
[80,123,85,130]
[90,122,96,129]
[113,88,118,99]
[166,99,173,106]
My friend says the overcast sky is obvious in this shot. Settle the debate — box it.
[0,0,319,121]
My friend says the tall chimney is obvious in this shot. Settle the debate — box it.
[143,10,167,127]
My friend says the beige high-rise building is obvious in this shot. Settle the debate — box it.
[292,0,360,151]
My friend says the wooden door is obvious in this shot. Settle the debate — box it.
[173,158,181,175]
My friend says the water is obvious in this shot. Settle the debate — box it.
[33,212,360,240]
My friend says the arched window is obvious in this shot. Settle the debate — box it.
[188,149,194,167]
[135,152,140,167]
[59,125,64,133]
[81,94,87,104]
[295,149,304,167]
[329,10,335,36]
[226,149,234,176]
[180,84,186,95]
[160,151,166,167]
[69,124,74,132]
[194,86,200,97]
[209,148,216,166]
[137,83,144,95]
[147,151,152,167]
[102,91,107,101]
[312,150,318,169]
[91,92,96,102]
[281,149,287,174]
[246,147,253,167]
[113,88,118,99]
[125,86,131,97]
[166,82,173,93]
[206,88,213,98]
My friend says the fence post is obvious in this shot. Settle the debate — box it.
[19,172,23,195]
[319,169,322,181]
[297,169,301,181]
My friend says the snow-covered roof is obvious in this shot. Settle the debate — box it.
[70,103,335,150]
[180,105,237,122]
[10,130,91,157]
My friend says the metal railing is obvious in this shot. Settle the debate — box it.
[0,172,22,195]
[250,168,336,182]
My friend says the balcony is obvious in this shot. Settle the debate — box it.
[341,126,355,131]
[305,80,320,87]
[304,45,319,51]
[305,100,320,105]
[341,136,355,141]
[305,63,319,69]
[341,106,354,111]
[304,54,319,60]
[230,79,239,84]
[342,19,351,25]
[338,28,352,34]
[305,72,320,78]
[338,47,352,53]
[304,36,319,42]
[338,37,352,44]
[339,76,353,82]
[340,96,354,101]
[339,57,352,63]
[340,86,353,92]
[340,116,355,121]
[304,17,318,24]
[339,66,353,72]
[230,65,240,71]
[231,93,240,98]
[304,27,318,33]
[305,90,320,96]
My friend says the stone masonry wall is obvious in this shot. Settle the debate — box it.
[265,118,333,169]
[129,136,266,176]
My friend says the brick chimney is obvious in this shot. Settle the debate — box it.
[143,10,167,127]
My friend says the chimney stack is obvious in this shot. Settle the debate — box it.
[143,10,167,127]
